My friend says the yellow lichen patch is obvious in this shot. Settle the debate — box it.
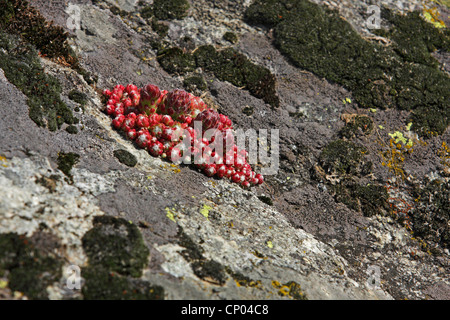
[271,280,307,300]
[423,6,447,28]
[235,279,262,288]
[0,155,8,168]
[165,207,177,223]
[437,141,450,167]
[200,204,213,219]
[266,240,273,248]
[381,138,409,180]
[0,279,8,289]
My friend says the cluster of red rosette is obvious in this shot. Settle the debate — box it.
[103,84,264,187]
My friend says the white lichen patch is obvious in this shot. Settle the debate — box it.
[0,155,108,266]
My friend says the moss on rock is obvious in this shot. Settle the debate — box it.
[223,31,239,44]
[157,44,280,107]
[0,233,63,300]
[57,152,80,181]
[245,0,450,136]
[153,0,190,20]
[0,0,78,65]
[332,183,390,217]
[339,115,373,139]
[319,140,369,177]
[113,149,138,167]
[191,259,228,285]
[412,179,449,249]
[68,90,88,106]
[183,75,208,92]
[177,227,228,285]
[0,32,76,131]
[194,45,280,107]
[157,47,196,75]
[81,265,164,300]
[82,216,149,278]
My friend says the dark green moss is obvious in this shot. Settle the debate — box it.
[81,266,164,300]
[411,179,449,249]
[0,233,63,300]
[411,105,449,138]
[0,0,79,65]
[113,149,138,167]
[245,0,450,136]
[332,183,390,217]
[156,43,279,107]
[140,5,153,19]
[194,45,279,107]
[242,105,255,116]
[225,267,260,288]
[153,0,190,20]
[177,227,228,285]
[177,227,204,262]
[157,47,196,75]
[183,75,208,92]
[65,125,78,134]
[191,259,228,285]
[339,115,374,139]
[151,19,169,38]
[57,152,80,180]
[375,9,450,67]
[78,68,97,85]
[82,216,149,278]
[319,140,368,177]
[68,90,88,106]
[223,32,239,44]
[258,195,273,206]
[0,32,75,131]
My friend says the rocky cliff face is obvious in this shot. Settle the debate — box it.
[0,0,449,300]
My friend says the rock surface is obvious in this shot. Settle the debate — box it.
[0,0,449,300]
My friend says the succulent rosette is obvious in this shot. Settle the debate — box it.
[103,84,264,187]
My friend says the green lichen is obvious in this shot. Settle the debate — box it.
[113,149,138,167]
[153,0,190,20]
[82,216,150,278]
[245,0,450,136]
[0,233,63,300]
